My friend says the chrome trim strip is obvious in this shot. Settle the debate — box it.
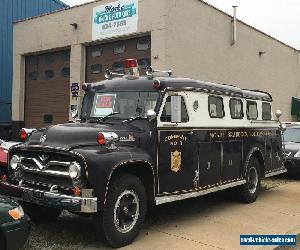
[157,127,278,130]
[20,157,71,169]
[155,180,246,205]
[22,166,70,177]
[47,160,71,166]
[19,156,71,177]
[265,169,287,178]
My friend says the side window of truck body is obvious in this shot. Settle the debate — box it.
[208,95,224,118]
[246,100,258,120]
[229,98,244,119]
[262,102,272,120]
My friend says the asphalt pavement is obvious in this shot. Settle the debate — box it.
[23,174,300,250]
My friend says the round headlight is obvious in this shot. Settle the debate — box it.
[69,162,81,179]
[10,155,20,170]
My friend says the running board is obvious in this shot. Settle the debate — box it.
[265,168,287,178]
[155,180,246,205]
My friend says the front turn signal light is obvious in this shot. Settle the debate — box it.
[19,129,28,141]
[1,174,7,182]
[73,186,81,197]
[8,206,24,220]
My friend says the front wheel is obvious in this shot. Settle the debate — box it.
[239,157,261,203]
[99,174,147,248]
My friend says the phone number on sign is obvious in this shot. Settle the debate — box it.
[102,20,127,30]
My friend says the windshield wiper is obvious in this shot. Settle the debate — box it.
[122,116,147,124]
[86,112,120,124]
[97,112,120,122]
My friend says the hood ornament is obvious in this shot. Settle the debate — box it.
[40,135,47,143]
[38,154,49,163]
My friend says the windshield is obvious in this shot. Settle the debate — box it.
[283,128,300,143]
[81,92,159,119]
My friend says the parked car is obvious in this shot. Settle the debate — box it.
[0,141,20,179]
[283,123,300,174]
[0,196,30,250]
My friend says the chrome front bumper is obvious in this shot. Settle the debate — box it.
[0,182,98,213]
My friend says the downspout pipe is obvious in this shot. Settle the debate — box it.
[231,6,238,45]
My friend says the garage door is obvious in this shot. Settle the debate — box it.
[25,50,70,128]
[86,36,151,83]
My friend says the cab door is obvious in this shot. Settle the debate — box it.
[157,93,197,194]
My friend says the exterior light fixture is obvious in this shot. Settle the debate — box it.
[70,23,78,29]
[259,51,266,56]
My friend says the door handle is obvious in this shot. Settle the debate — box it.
[188,131,194,136]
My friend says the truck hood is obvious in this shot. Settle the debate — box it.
[25,122,146,150]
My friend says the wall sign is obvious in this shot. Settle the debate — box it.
[70,83,80,97]
[92,93,117,117]
[92,0,138,40]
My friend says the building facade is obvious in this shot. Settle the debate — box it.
[11,0,300,138]
[0,0,68,139]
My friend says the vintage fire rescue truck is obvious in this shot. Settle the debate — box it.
[0,59,286,247]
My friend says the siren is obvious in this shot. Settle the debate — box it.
[124,59,139,76]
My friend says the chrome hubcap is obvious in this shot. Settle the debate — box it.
[113,190,139,233]
[248,167,258,194]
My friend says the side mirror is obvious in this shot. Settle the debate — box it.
[281,123,287,132]
[275,110,282,121]
[70,105,78,119]
[171,96,182,123]
[146,109,157,121]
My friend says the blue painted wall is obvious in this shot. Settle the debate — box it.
[0,0,68,123]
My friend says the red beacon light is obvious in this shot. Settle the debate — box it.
[124,59,137,68]
[19,129,28,141]
[19,128,37,142]
[153,79,161,89]
[124,59,139,76]
[97,132,105,145]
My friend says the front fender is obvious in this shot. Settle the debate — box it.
[243,146,265,177]
[73,146,154,210]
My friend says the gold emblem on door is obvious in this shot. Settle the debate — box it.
[171,150,181,172]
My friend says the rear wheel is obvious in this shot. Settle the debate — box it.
[98,174,147,248]
[21,202,62,224]
[239,157,261,203]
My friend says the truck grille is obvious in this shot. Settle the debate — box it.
[9,148,84,192]
[20,157,70,177]
[22,172,73,187]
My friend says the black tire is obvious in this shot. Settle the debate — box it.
[21,202,62,224]
[99,174,147,248]
[0,232,6,250]
[239,157,261,203]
